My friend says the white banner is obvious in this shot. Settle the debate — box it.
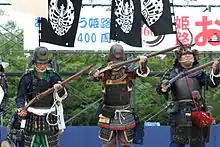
[173,0,220,5]
[10,0,48,17]
[82,0,220,5]
[23,7,220,51]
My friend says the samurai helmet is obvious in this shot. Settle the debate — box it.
[33,47,50,64]
[107,44,125,62]
[174,29,199,66]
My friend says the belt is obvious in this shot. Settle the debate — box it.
[177,99,193,103]
[104,104,131,109]
[27,107,56,116]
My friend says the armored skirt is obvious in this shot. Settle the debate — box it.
[98,105,136,143]
[170,101,209,144]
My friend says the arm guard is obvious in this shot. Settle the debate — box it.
[156,68,177,95]
[87,66,105,82]
[15,73,31,108]
[199,70,220,88]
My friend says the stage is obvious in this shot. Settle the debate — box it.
[1,126,220,147]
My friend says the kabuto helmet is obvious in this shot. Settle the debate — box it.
[107,44,125,62]
[174,29,199,67]
[33,47,50,64]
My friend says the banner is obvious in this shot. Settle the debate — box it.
[40,0,83,47]
[141,0,176,36]
[24,7,220,51]
[173,0,220,5]
[110,0,142,47]
[174,7,220,51]
[11,0,48,17]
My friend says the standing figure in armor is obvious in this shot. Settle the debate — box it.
[0,62,10,146]
[4,111,25,147]
[157,45,220,147]
[16,47,66,147]
[88,44,150,147]
[0,61,8,114]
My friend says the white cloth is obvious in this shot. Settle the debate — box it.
[27,107,56,116]
[52,88,68,130]
[0,86,4,105]
[210,68,220,85]
[57,104,66,130]
[27,106,65,130]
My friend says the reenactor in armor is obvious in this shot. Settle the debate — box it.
[0,61,8,114]
[157,44,220,147]
[88,44,150,147]
[0,61,10,147]
[3,112,25,147]
[15,47,66,147]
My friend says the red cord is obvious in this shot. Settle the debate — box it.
[184,74,199,112]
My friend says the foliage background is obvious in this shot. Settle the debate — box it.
[0,19,220,127]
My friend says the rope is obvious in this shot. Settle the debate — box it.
[210,68,220,85]
[114,109,131,124]
[46,88,68,126]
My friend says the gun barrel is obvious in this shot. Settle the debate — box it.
[24,65,94,109]
[169,58,220,84]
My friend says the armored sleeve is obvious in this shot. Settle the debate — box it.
[87,66,105,82]
[125,62,150,79]
[50,71,67,97]
[156,68,177,95]
[15,74,31,108]
[198,70,220,88]
[50,73,62,85]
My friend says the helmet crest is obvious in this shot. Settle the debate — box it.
[174,29,199,66]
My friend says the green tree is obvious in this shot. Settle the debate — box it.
[0,20,28,125]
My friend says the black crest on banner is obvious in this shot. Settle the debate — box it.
[141,0,176,36]
[110,0,142,47]
[40,0,82,47]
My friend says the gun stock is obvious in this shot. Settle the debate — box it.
[24,64,94,110]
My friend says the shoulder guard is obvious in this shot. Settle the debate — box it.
[88,65,105,76]
[46,69,62,81]
[21,69,33,79]
[17,69,34,89]
[169,68,179,78]
[188,70,203,78]
[46,67,55,72]
[161,68,177,81]
[25,68,34,74]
